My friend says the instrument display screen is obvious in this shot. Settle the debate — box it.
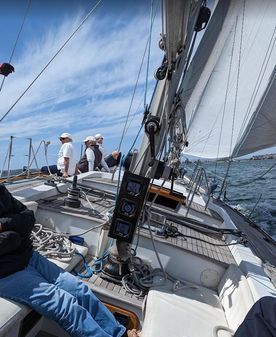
[126,180,142,195]
[120,199,136,216]
[114,220,131,237]
[108,171,150,243]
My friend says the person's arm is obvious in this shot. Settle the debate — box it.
[63,157,70,177]
[0,211,35,237]
[100,158,110,172]
[0,231,22,256]
[0,186,35,237]
[86,148,95,171]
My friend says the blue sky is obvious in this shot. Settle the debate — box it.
[0,0,162,171]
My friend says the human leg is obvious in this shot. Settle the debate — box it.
[29,251,125,336]
[0,261,124,336]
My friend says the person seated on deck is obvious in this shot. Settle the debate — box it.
[95,134,122,172]
[57,132,78,178]
[77,136,110,173]
[0,183,127,337]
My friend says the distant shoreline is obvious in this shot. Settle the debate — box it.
[248,154,276,160]
[182,154,276,163]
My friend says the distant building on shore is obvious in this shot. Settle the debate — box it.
[250,153,276,160]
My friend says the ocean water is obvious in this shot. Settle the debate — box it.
[187,159,276,239]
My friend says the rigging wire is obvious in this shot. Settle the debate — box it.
[123,98,143,135]
[214,17,238,175]
[0,0,103,124]
[117,39,148,152]
[218,1,246,199]
[132,146,148,173]
[248,193,262,220]
[0,0,32,94]
[181,29,199,85]
[27,140,44,169]
[121,98,144,159]
[127,125,144,155]
[229,3,245,157]
[117,0,159,152]
[143,0,154,109]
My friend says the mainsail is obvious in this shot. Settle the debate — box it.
[181,0,276,159]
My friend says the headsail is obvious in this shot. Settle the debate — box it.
[181,0,276,159]
[233,68,276,157]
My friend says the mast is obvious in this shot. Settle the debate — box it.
[134,0,202,176]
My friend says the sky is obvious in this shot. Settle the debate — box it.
[0,0,163,171]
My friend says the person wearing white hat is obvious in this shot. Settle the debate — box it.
[95,133,103,143]
[77,136,110,173]
[94,133,106,156]
[95,134,122,172]
[57,132,77,177]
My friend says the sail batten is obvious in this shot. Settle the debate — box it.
[181,0,276,159]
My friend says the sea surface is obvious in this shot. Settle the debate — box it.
[186,159,276,239]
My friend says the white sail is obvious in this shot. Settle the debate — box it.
[233,68,276,157]
[181,0,276,159]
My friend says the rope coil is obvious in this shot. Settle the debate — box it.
[31,224,75,262]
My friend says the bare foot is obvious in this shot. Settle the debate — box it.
[127,329,141,337]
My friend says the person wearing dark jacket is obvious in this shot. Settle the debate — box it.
[0,184,35,278]
[77,136,110,173]
[234,296,276,337]
[0,184,125,337]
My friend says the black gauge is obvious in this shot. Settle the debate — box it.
[126,180,142,195]
[108,171,150,243]
[120,199,136,216]
[114,220,131,237]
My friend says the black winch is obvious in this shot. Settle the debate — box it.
[64,175,81,208]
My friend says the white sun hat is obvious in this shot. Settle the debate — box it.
[95,133,103,139]
[59,132,72,139]
[83,136,96,142]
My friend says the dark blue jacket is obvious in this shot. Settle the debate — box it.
[234,296,276,337]
[0,184,35,278]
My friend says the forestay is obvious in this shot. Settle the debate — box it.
[181,0,276,159]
